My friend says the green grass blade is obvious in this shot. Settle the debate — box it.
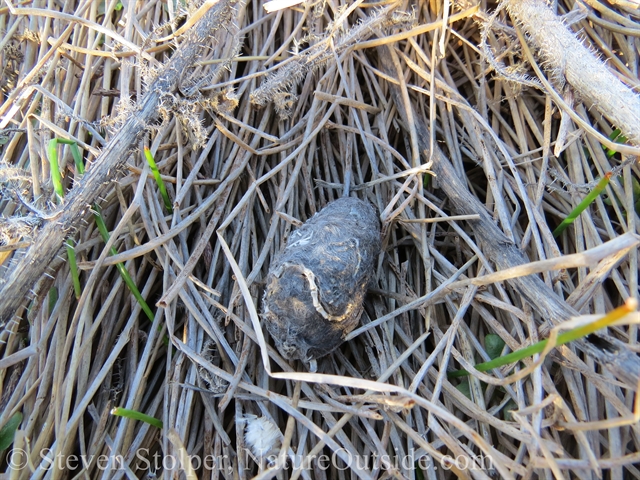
[603,128,628,158]
[111,407,163,429]
[53,138,85,173]
[66,240,82,299]
[47,139,65,201]
[93,207,155,321]
[48,287,58,313]
[553,172,613,237]
[449,300,636,378]
[143,147,173,213]
[47,139,82,296]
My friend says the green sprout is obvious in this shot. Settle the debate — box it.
[0,413,23,451]
[449,299,636,379]
[143,147,173,213]
[111,407,163,429]
[93,206,155,321]
[47,139,83,298]
[553,172,613,238]
[603,128,628,158]
[47,138,154,320]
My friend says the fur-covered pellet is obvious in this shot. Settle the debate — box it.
[263,197,381,362]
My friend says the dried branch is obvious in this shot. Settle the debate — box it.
[503,0,640,146]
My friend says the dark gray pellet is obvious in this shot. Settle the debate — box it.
[263,197,381,362]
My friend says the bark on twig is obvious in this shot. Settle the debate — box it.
[504,0,640,146]
[0,1,236,326]
[379,47,640,387]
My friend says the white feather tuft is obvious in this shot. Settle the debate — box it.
[244,415,280,457]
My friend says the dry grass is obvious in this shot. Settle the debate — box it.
[1,0,640,479]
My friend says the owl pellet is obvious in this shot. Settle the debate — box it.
[263,197,381,362]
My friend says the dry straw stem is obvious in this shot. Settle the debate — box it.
[504,0,640,146]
